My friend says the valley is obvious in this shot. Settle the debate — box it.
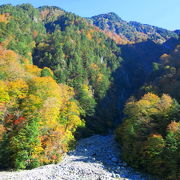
[0,3,179,180]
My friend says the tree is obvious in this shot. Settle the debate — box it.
[10,115,42,169]
[116,93,179,179]
[77,84,96,117]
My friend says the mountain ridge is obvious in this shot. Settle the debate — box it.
[0,4,179,180]
[90,12,179,44]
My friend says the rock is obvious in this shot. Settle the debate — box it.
[111,157,118,163]
[0,135,153,180]
[122,162,127,166]
[115,174,121,178]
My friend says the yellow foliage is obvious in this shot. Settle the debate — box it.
[37,42,49,49]
[21,58,31,64]
[0,47,25,80]
[90,63,99,71]
[141,93,160,104]
[22,76,83,165]
[7,79,29,100]
[24,64,41,77]
[66,101,82,127]
[40,97,62,128]
[0,50,83,165]
[81,84,93,97]
[82,84,89,93]
[0,80,9,105]
[59,84,74,104]
[136,99,159,115]
[32,145,44,159]
[0,14,9,24]
[125,93,173,118]
[29,77,61,100]
[97,73,103,82]
[21,94,42,114]
[158,94,173,111]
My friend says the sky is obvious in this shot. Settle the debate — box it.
[0,0,180,30]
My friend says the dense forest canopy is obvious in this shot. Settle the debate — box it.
[0,3,179,179]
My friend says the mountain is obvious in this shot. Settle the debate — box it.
[90,12,179,44]
[0,4,123,169]
[38,6,65,22]
[0,4,179,179]
[175,29,180,35]
[116,44,180,180]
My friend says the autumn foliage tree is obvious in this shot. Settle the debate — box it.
[0,43,84,169]
[116,93,180,179]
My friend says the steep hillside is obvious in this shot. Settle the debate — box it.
[175,30,180,35]
[115,42,180,180]
[95,39,171,128]
[141,44,180,102]
[0,4,85,170]
[0,3,123,170]
[90,12,179,44]
[0,3,179,179]
[0,4,123,135]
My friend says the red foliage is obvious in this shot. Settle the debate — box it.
[51,155,57,160]
[13,116,25,125]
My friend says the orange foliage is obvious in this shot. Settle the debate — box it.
[167,121,179,132]
[149,134,163,138]
[0,124,5,140]
[160,53,170,65]
[86,29,94,40]
[102,30,130,44]
[24,64,41,77]
[33,31,38,39]
[0,14,9,24]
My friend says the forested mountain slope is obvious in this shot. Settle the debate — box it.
[115,43,180,180]
[0,4,85,169]
[0,3,179,180]
[0,3,123,169]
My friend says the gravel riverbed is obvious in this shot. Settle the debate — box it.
[0,135,155,180]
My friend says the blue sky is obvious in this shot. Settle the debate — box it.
[1,0,180,30]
